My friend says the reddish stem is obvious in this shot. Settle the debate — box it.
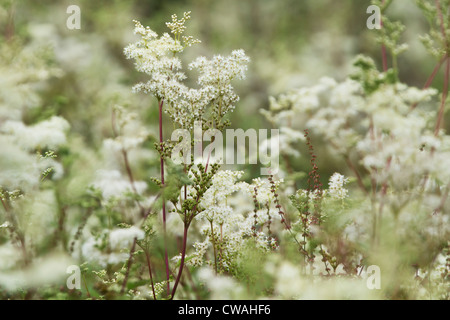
[381,46,388,72]
[435,0,447,39]
[171,222,189,299]
[5,5,15,41]
[1,197,28,265]
[111,109,146,216]
[345,156,369,196]
[423,55,447,90]
[378,156,392,218]
[120,237,137,294]
[158,98,171,296]
[144,248,157,300]
[411,55,448,110]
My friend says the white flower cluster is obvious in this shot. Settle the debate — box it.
[0,38,62,120]
[197,266,245,299]
[2,116,70,151]
[124,13,249,129]
[184,171,283,270]
[0,136,40,190]
[328,172,350,200]
[415,253,450,299]
[187,240,210,267]
[78,226,145,267]
[263,77,364,156]
[291,172,349,206]
[269,260,303,299]
[188,49,249,118]
[91,169,147,202]
[0,36,69,192]
[199,170,245,208]
[0,118,69,191]
[243,177,283,204]
[165,12,196,39]
[109,226,145,250]
[193,171,250,265]
[264,73,438,156]
[263,69,449,197]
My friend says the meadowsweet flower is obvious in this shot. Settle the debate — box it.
[328,173,349,200]
[79,227,144,267]
[243,177,282,204]
[124,21,186,102]
[0,136,39,189]
[79,237,105,266]
[198,170,244,208]
[197,267,245,299]
[2,116,70,151]
[190,49,250,84]
[189,240,210,267]
[189,170,283,271]
[0,242,21,270]
[124,14,249,131]
[272,261,303,298]
[91,169,147,201]
[109,226,145,250]
[166,12,197,42]
[0,38,63,119]
[199,205,233,225]
[263,77,364,154]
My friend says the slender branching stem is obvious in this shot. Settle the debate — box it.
[142,245,157,300]
[1,197,28,265]
[210,220,218,274]
[345,156,369,196]
[82,274,91,298]
[171,221,190,299]
[111,109,146,216]
[423,55,447,90]
[121,237,137,294]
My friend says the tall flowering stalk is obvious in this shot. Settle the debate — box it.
[124,12,249,298]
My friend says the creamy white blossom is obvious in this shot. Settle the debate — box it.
[109,226,145,250]
[124,15,249,130]
[328,173,349,200]
[198,170,244,209]
[197,267,245,299]
[2,116,70,151]
[91,169,147,201]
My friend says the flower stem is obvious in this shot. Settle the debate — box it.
[111,109,146,217]
[142,245,157,300]
[171,222,190,299]
[158,98,171,296]
[210,220,218,274]
[1,197,28,266]
[410,55,447,110]
[120,237,137,294]
[423,55,447,90]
